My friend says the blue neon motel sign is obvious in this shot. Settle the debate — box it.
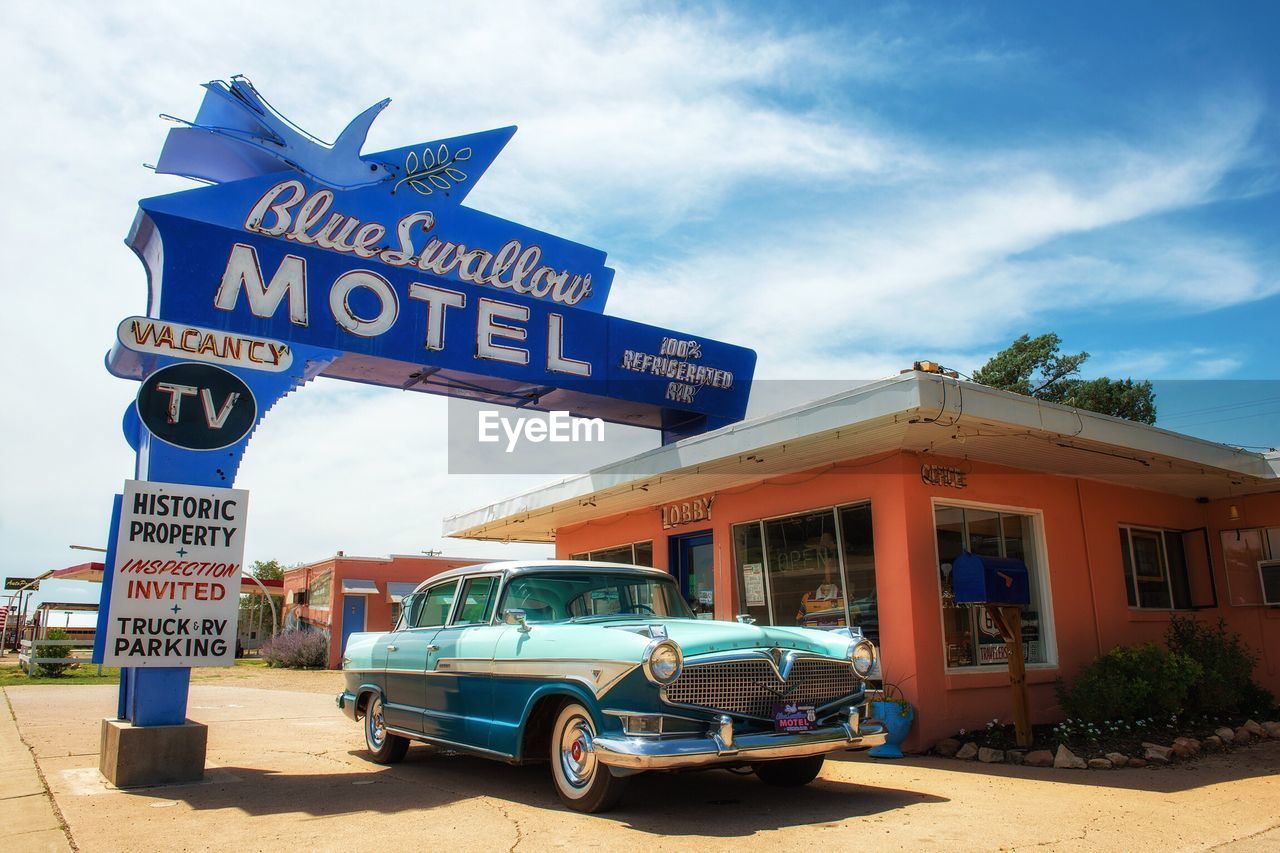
[98,78,756,727]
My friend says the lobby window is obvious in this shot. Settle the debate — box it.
[731,503,877,640]
[569,541,654,567]
[936,505,1050,669]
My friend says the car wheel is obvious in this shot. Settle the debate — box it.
[752,755,825,787]
[363,695,409,764]
[549,702,629,813]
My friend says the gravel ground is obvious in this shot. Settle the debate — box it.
[189,664,343,694]
[4,670,1279,852]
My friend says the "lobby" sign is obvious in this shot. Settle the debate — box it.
[661,495,716,530]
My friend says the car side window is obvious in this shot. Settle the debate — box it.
[501,577,562,622]
[413,581,458,628]
[398,593,421,629]
[454,577,498,625]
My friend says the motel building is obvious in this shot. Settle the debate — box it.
[283,554,489,669]
[444,369,1280,751]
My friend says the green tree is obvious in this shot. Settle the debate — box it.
[240,559,286,641]
[251,559,285,580]
[971,333,1156,423]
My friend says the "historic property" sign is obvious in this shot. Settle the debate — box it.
[102,480,248,667]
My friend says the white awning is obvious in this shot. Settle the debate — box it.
[386,582,417,603]
[444,371,1280,543]
[341,579,379,595]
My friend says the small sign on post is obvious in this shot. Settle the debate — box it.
[102,480,249,667]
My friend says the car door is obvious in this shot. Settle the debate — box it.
[382,580,458,733]
[423,574,502,746]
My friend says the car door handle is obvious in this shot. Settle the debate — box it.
[426,644,440,652]
[386,644,398,652]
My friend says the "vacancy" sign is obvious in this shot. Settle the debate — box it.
[103,480,249,667]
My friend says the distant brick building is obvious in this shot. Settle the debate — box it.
[282,553,492,668]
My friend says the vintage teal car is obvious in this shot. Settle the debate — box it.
[337,561,885,812]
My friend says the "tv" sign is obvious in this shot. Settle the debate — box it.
[135,362,257,451]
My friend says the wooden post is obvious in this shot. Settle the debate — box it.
[988,605,1032,749]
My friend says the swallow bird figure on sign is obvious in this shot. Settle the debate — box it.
[155,75,395,189]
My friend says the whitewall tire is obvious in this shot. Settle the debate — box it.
[364,695,409,764]
[549,701,628,813]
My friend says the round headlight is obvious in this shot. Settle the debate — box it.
[643,640,683,685]
[849,638,876,678]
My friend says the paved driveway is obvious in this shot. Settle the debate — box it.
[5,681,1279,852]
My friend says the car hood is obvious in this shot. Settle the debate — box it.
[608,618,850,659]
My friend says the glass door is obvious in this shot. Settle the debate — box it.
[672,532,715,618]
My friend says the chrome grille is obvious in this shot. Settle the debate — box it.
[665,657,858,719]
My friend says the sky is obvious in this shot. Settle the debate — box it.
[1,1,1278,609]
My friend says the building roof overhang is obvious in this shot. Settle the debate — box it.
[444,372,1280,543]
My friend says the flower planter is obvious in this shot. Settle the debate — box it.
[868,700,914,758]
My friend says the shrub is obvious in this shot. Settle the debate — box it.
[1165,616,1274,718]
[260,630,328,669]
[1057,643,1201,724]
[34,628,72,678]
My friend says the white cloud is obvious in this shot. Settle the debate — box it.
[608,94,1271,371]
[1088,349,1244,381]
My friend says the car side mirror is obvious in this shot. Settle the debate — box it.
[502,609,531,633]
[735,614,757,625]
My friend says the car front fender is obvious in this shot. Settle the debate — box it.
[510,681,607,761]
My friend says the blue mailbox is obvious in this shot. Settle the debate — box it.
[952,551,1031,606]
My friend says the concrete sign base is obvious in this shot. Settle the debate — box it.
[99,718,207,788]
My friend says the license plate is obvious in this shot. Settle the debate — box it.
[773,703,816,733]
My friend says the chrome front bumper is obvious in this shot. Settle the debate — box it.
[591,707,887,771]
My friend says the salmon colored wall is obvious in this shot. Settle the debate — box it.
[1207,491,1280,686]
[282,555,488,667]
[553,451,1280,752]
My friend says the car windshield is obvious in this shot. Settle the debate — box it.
[499,570,695,623]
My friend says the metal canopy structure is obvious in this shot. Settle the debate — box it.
[444,371,1280,543]
[386,582,417,603]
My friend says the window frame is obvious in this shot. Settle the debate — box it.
[568,541,655,567]
[1120,524,1202,611]
[729,500,873,631]
[1220,525,1279,607]
[450,574,502,627]
[410,579,461,630]
[931,497,1058,674]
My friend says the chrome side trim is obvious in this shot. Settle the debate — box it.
[601,708,711,724]
[371,658,640,698]
[384,726,517,762]
[474,658,639,697]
